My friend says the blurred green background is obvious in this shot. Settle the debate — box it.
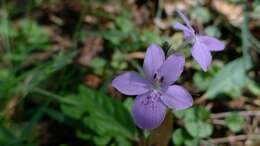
[0,0,259,146]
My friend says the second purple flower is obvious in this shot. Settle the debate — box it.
[174,11,225,71]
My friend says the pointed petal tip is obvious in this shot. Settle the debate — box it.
[191,42,212,72]
[197,35,225,51]
[176,10,192,29]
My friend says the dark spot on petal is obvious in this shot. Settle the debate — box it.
[153,73,157,79]
[160,76,164,83]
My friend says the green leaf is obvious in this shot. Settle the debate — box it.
[89,57,106,75]
[115,11,134,33]
[93,136,111,146]
[114,136,132,146]
[185,121,213,138]
[174,107,210,122]
[123,97,134,113]
[205,26,221,38]
[193,72,212,91]
[19,19,49,45]
[193,60,222,91]
[184,139,200,146]
[20,51,77,96]
[175,107,212,138]
[140,30,163,44]
[0,20,17,38]
[205,57,252,98]
[247,79,260,96]
[225,112,245,133]
[172,128,185,146]
[61,86,136,140]
[193,7,211,23]
[111,51,128,70]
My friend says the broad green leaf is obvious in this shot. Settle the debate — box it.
[140,30,163,44]
[193,72,212,91]
[115,11,134,33]
[172,128,185,146]
[114,136,132,146]
[0,20,17,38]
[247,79,260,96]
[0,127,21,145]
[185,121,213,138]
[175,107,212,138]
[174,107,210,122]
[123,97,134,113]
[205,26,221,38]
[89,57,106,75]
[184,139,200,146]
[61,86,136,140]
[111,51,128,70]
[19,19,49,45]
[225,112,245,133]
[93,136,111,146]
[205,57,252,98]
[19,51,77,96]
[193,7,211,23]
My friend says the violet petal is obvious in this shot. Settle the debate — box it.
[161,85,193,110]
[158,53,185,86]
[177,10,193,30]
[143,44,165,81]
[112,71,150,95]
[197,35,225,51]
[132,92,166,130]
[174,22,193,39]
[191,41,212,71]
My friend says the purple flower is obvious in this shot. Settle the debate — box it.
[174,11,225,71]
[112,44,193,130]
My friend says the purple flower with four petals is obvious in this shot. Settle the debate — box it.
[112,44,193,130]
[174,11,225,71]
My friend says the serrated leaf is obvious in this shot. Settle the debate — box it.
[61,86,136,139]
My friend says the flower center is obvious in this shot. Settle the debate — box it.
[152,73,164,90]
[141,91,161,106]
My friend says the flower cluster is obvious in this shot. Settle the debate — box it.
[112,11,225,130]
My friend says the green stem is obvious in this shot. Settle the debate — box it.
[166,39,192,56]
[241,5,251,71]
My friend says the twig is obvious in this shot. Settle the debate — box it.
[207,134,260,144]
[126,52,145,60]
[211,119,225,125]
[211,110,260,119]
